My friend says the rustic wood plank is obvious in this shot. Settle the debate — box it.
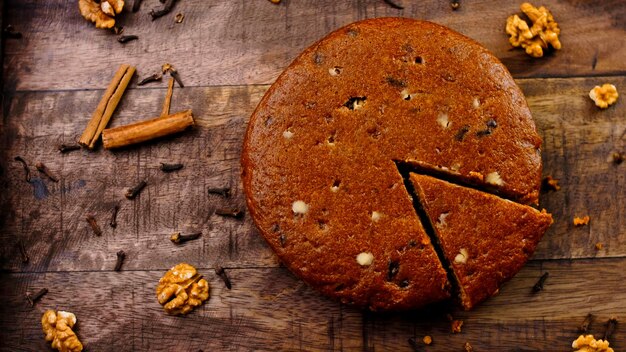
[0,259,623,351]
[3,0,626,91]
[0,76,624,273]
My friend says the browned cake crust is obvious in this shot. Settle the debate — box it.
[242,18,544,310]
[410,173,553,310]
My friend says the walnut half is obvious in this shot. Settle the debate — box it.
[572,334,614,352]
[589,84,619,109]
[41,310,83,352]
[78,0,124,29]
[505,2,561,58]
[156,263,210,315]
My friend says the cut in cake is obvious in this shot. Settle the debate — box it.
[410,173,553,310]
[242,17,548,310]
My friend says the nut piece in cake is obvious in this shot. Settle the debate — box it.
[454,248,469,264]
[156,263,210,315]
[371,211,382,222]
[41,310,83,352]
[485,171,504,186]
[292,200,309,214]
[505,2,561,58]
[589,84,619,109]
[572,334,614,352]
[356,252,374,266]
[78,0,124,29]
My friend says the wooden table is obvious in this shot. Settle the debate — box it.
[1,1,624,351]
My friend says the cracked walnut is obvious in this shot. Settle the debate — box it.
[156,263,210,315]
[505,3,561,58]
[41,310,83,352]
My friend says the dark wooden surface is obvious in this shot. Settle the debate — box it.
[1,1,625,351]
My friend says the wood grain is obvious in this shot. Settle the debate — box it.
[0,259,623,351]
[0,77,624,273]
[3,0,626,91]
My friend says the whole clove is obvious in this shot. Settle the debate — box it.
[604,317,618,341]
[215,208,244,219]
[132,0,143,12]
[407,337,420,351]
[86,215,102,236]
[110,205,120,228]
[532,272,549,292]
[451,0,460,10]
[26,288,48,307]
[18,240,29,263]
[383,0,404,9]
[114,250,126,271]
[150,0,176,20]
[162,63,184,88]
[208,187,231,197]
[125,180,147,200]
[170,232,201,244]
[137,72,163,86]
[610,151,624,165]
[175,13,184,23]
[160,163,183,172]
[118,35,138,44]
[35,162,59,182]
[4,25,22,39]
[214,265,232,290]
[578,313,594,333]
[58,143,81,153]
[14,156,31,182]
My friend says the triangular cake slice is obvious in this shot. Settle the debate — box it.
[410,173,553,310]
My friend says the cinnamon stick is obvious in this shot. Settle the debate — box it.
[161,77,175,116]
[101,110,194,149]
[79,64,136,149]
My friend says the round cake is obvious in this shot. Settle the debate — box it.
[242,18,548,310]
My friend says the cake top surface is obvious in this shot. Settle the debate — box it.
[242,17,544,310]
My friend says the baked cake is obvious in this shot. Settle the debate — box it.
[410,173,553,310]
[242,18,548,310]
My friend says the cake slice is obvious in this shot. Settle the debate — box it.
[410,173,553,310]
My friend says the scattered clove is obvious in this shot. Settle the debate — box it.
[118,35,139,43]
[532,272,549,292]
[162,63,184,88]
[609,151,624,165]
[383,0,404,9]
[125,180,147,200]
[35,162,59,182]
[114,250,126,271]
[18,240,29,263]
[109,204,119,228]
[208,187,231,197]
[214,265,232,290]
[132,0,142,12]
[451,0,460,10]
[3,25,22,39]
[137,72,163,86]
[86,215,102,236]
[175,13,184,23]
[14,156,31,182]
[26,288,48,307]
[604,317,618,341]
[215,208,244,219]
[464,342,474,352]
[579,313,594,333]
[170,232,201,244]
[407,337,420,351]
[58,143,81,153]
[160,163,183,172]
[151,0,176,20]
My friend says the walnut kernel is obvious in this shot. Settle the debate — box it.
[283,129,294,139]
[589,84,619,109]
[356,252,374,266]
[423,335,433,345]
[573,216,590,226]
[156,263,210,315]
[78,0,124,29]
[437,113,450,129]
[371,211,382,222]
[41,310,83,352]
[505,3,561,58]
[572,334,614,352]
